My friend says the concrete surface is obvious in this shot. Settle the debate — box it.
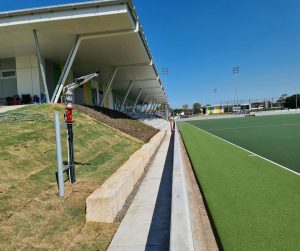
[170,127,194,251]
[139,117,170,131]
[0,105,27,113]
[108,130,174,251]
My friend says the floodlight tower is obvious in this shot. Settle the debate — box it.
[295,86,298,110]
[232,66,240,111]
[214,88,217,104]
[162,67,169,117]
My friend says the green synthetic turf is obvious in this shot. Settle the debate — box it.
[188,113,300,173]
[178,121,300,251]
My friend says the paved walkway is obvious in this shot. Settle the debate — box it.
[0,105,27,113]
[139,118,170,131]
[108,123,173,250]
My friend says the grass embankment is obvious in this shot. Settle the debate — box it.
[189,113,300,173]
[178,121,300,250]
[0,104,142,250]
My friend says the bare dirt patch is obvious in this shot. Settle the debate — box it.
[73,104,159,143]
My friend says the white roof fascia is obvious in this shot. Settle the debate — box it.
[0,4,128,27]
[0,0,128,17]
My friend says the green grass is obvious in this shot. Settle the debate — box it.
[188,113,300,173]
[178,121,300,250]
[0,104,142,251]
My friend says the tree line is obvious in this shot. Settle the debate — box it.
[277,94,300,109]
[173,103,202,115]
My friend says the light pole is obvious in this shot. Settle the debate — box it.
[162,67,169,117]
[295,87,298,110]
[213,88,217,114]
[162,68,169,89]
[232,66,240,113]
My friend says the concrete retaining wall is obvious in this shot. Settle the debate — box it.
[86,130,166,223]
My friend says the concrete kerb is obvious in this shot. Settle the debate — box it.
[86,130,166,223]
[170,122,219,251]
[170,126,194,251]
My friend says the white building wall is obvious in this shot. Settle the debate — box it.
[16,56,41,97]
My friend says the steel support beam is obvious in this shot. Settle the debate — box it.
[100,67,119,107]
[144,98,152,113]
[100,62,152,108]
[52,23,140,103]
[165,104,169,119]
[140,94,148,112]
[33,29,50,103]
[120,80,133,111]
[132,88,142,113]
[148,101,156,114]
[152,103,159,116]
[52,34,80,103]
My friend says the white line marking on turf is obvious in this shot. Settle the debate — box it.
[187,123,300,177]
[207,122,300,132]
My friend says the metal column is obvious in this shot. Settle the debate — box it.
[148,101,156,114]
[132,89,142,113]
[139,94,148,112]
[165,104,169,119]
[100,68,119,107]
[144,98,153,113]
[33,29,50,103]
[120,80,133,111]
[54,112,64,197]
[52,34,80,103]
[151,103,158,116]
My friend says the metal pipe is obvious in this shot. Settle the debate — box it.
[33,29,50,103]
[54,112,64,197]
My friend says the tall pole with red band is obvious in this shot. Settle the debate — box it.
[65,99,76,183]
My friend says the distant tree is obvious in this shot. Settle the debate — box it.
[193,102,202,114]
[182,104,189,110]
[173,108,183,115]
[276,94,288,107]
[182,104,190,115]
[193,102,201,109]
[284,94,300,109]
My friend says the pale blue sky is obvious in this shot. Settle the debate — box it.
[1,0,300,107]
